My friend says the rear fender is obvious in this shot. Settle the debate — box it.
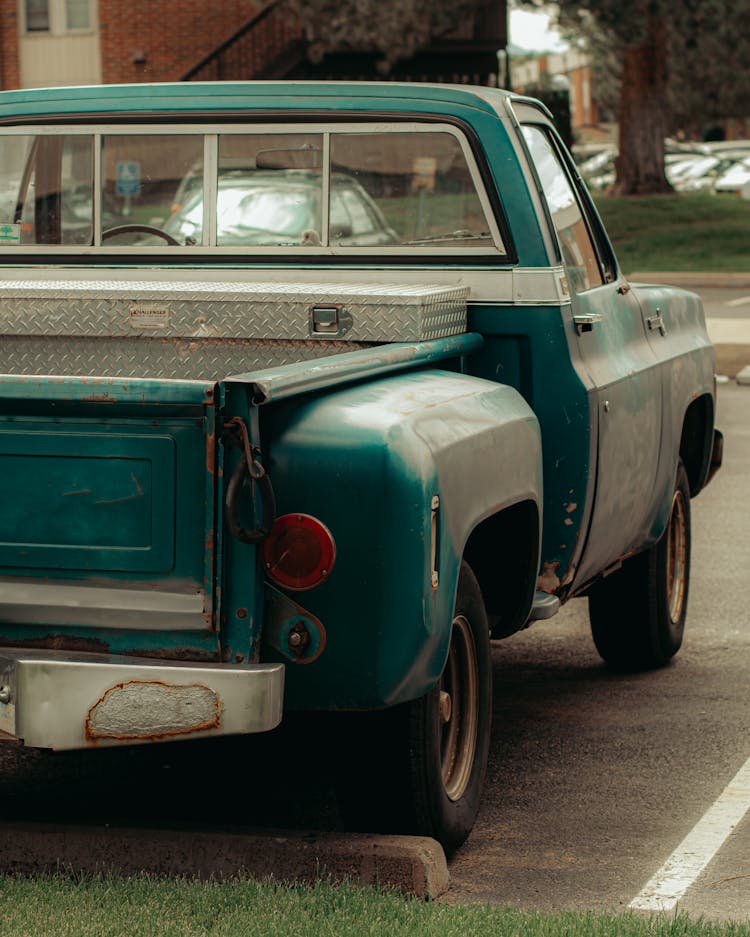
[261,369,542,710]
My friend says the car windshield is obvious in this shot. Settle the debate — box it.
[170,180,318,246]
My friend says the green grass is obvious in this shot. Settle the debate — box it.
[0,873,747,937]
[593,192,750,273]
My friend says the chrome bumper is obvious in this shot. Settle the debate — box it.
[0,649,284,750]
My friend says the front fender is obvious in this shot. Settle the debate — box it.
[262,368,542,710]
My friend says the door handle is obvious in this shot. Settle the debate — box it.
[573,312,602,334]
[647,312,666,336]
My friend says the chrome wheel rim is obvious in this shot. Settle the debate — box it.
[440,614,479,802]
[667,489,688,624]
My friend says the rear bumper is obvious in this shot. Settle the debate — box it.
[0,649,284,750]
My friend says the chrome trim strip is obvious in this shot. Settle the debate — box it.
[0,265,570,305]
[0,581,207,631]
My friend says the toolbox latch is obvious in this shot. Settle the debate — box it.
[309,304,353,338]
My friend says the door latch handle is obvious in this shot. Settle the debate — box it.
[573,312,603,334]
[647,312,666,336]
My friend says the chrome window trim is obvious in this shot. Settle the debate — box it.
[0,121,505,257]
[0,264,571,306]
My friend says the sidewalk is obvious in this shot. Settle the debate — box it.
[629,271,750,289]
[629,271,750,377]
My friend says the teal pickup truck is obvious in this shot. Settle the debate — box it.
[0,82,722,853]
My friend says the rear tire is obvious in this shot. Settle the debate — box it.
[335,561,492,855]
[589,461,691,670]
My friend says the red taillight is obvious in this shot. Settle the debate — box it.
[262,513,336,592]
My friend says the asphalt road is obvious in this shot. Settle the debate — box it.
[448,381,750,920]
[0,383,747,923]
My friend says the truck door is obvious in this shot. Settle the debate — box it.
[521,124,662,586]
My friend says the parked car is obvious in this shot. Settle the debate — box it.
[0,82,722,855]
[164,170,398,247]
[714,155,750,193]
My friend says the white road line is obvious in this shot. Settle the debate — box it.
[629,754,750,911]
[726,295,750,307]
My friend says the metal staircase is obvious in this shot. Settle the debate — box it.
[180,1,304,82]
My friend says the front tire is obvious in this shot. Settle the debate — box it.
[589,460,691,670]
[335,561,492,855]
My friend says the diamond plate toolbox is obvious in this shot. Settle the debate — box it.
[0,278,468,379]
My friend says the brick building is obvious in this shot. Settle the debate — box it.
[2,0,507,91]
[512,48,607,142]
[2,0,268,89]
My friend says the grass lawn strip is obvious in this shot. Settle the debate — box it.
[593,193,750,273]
[0,874,747,936]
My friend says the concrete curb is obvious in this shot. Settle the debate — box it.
[713,344,750,379]
[0,822,450,899]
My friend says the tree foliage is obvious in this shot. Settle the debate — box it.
[520,1,750,194]
[285,0,485,71]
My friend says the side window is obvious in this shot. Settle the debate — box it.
[522,125,604,293]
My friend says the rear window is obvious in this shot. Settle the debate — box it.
[0,123,505,258]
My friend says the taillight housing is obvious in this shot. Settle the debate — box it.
[261,513,336,592]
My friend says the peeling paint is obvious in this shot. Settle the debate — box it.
[536,561,560,594]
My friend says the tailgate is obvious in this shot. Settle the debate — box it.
[0,375,220,661]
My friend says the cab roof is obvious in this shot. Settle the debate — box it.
[0,80,521,121]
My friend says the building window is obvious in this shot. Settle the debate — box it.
[23,0,92,34]
[25,0,50,31]
[66,0,90,29]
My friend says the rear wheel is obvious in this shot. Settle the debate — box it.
[335,562,492,855]
[589,461,691,670]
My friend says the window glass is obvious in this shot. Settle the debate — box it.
[522,125,603,292]
[25,0,49,31]
[0,126,501,254]
[102,134,203,245]
[65,0,90,29]
[330,132,497,249]
[0,134,93,246]
[182,134,325,247]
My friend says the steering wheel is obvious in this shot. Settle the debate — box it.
[101,224,180,246]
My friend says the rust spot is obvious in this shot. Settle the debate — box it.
[236,608,247,620]
[206,427,216,475]
[0,634,110,654]
[0,634,219,662]
[62,489,92,498]
[81,394,117,403]
[536,561,561,594]
[128,646,219,662]
[85,679,220,742]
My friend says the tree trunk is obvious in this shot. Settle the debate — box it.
[614,13,673,196]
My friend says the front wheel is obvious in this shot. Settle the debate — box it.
[335,562,492,855]
[589,460,691,670]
